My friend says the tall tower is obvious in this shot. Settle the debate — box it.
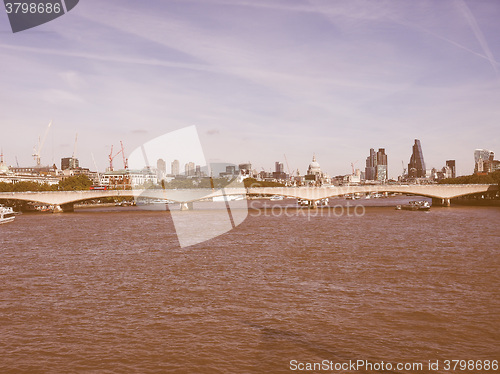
[446,160,456,179]
[171,159,180,175]
[408,139,426,178]
[185,162,195,176]
[157,158,166,174]
[376,148,388,181]
[365,148,387,181]
[365,148,376,180]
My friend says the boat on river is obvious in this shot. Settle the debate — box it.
[0,205,16,224]
[396,201,431,211]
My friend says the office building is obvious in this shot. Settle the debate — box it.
[157,159,166,174]
[408,139,426,178]
[171,159,180,175]
[446,160,456,179]
[474,149,494,174]
[61,157,79,170]
[365,148,388,181]
[273,162,286,180]
[185,162,195,176]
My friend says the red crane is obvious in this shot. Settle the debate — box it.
[120,141,128,169]
[108,145,122,171]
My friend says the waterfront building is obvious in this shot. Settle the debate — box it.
[408,139,426,178]
[0,152,11,175]
[365,148,388,182]
[100,169,157,189]
[61,157,79,170]
[171,160,180,176]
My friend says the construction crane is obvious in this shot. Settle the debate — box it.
[32,120,52,166]
[91,152,100,185]
[108,145,122,171]
[401,160,407,177]
[120,141,128,169]
[351,160,359,175]
[72,133,78,158]
[283,154,292,175]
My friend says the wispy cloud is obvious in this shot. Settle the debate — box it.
[455,0,499,76]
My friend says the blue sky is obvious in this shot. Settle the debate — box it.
[1,0,499,177]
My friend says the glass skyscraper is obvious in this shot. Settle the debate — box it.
[365,148,388,181]
[408,139,426,178]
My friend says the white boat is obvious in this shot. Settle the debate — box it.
[0,206,16,224]
[213,195,244,202]
[270,195,284,201]
[396,201,431,211]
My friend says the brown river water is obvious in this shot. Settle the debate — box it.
[1,198,499,373]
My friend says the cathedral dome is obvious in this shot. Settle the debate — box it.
[307,155,322,175]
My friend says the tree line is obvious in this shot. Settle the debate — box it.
[0,174,93,192]
[438,170,500,185]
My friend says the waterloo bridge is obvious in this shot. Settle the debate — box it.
[0,184,498,212]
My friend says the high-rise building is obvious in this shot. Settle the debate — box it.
[365,148,376,181]
[446,160,456,179]
[157,159,166,174]
[474,149,494,174]
[275,162,284,174]
[61,157,79,170]
[365,148,387,181]
[273,161,286,180]
[185,162,195,176]
[408,139,426,178]
[474,149,494,163]
[171,159,180,175]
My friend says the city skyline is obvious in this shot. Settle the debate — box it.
[1,0,500,177]
[0,129,497,179]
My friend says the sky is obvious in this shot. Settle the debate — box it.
[1,0,499,178]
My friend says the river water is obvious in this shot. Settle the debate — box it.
[1,199,499,373]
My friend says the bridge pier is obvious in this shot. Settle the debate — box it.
[180,202,194,211]
[432,198,451,207]
[53,203,75,213]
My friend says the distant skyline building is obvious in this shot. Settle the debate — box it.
[171,159,180,175]
[61,157,79,170]
[365,148,387,181]
[446,160,456,179]
[305,155,323,183]
[185,162,195,176]
[157,158,166,173]
[474,149,494,174]
[408,139,426,178]
[273,161,286,180]
[365,148,376,181]
[275,162,284,174]
[238,163,252,176]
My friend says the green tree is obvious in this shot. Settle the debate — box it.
[58,174,93,191]
[439,171,500,184]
